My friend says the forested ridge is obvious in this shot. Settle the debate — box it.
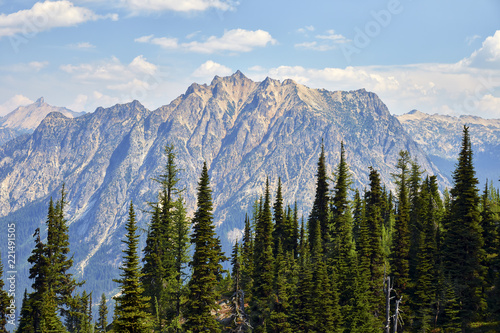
[1,126,499,332]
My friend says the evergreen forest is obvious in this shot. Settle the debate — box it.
[1,126,499,333]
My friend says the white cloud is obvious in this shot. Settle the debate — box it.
[107,78,151,91]
[0,0,118,38]
[466,34,481,46]
[0,94,33,116]
[68,41,96,49]
[460,30,500,68]
[67,93,88,112]
[297,25,314,34]
[135,29,277,54]
[60,55,157,81]
[0,61,49,72]
[121,0,234,13]
[192,60,232,78]
[135,35,178,48]
[129,55,157,75]
[295,41,334,52]
[295,29,350,51]
[476,94,500,118]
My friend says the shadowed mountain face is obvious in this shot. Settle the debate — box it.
[0,71,441,298]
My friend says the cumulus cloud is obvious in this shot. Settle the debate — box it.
[135,29,277,54]
[60,55,157,81]
[0,94,33,116]
[460,30,500,68]
[192,60,232,78]
[121,0,234,13]
[0,0,118,38]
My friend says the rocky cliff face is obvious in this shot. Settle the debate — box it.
[0,72,442,299]
[397,110,500,185]
[0,97,84,146]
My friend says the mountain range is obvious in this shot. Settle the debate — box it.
[0,71,497,307]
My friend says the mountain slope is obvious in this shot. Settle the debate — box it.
[397,110,500,186]
[0,97,84,145]
[0,72,442,302]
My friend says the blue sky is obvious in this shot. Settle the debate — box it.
[0,0,499,118]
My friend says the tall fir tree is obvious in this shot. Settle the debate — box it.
[96,293,108,333]
[184,162,226,333]
[389,150,411,328]
[330,142,358,325]
[241,214,254,303]
[252,178,275,330]
[308,143,330,252]
[272,177,285,254]
[443,125,486,326]
[113,202,152,333]
[413,176,440,331]
[361,167,385,321]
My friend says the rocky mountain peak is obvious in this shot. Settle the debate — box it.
[35,97,45,105]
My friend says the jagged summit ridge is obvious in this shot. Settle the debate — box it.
[0,72,441,304]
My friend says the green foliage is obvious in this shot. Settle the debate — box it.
[113,202,152,333]
[308,143,330,253]
[96,293,108,333]
[184,162,226,333]
[443,125,486,326]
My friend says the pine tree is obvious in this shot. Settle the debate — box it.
[113,202,152,333]
[26,223,65,332]
[16,289,33,333]
[413,176,440,331]
[311,219,340,332]
[268,239,292,333]
[252,178,275,329]
[389,150,411,328]
[330,142,358,326]
[273,177,285,254]
[308,143,330,252]
[241,214,254,303]
[408,160,423,285]
[96,293,108,333]
[184,162,226,333]
[481,182,499,287]
[361,167,385,321]
[50,186,81,316]
[352,189,364,245]
[442,125,486,326]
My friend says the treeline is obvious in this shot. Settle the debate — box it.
[1,127,499,332]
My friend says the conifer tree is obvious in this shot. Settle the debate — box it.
[362,167,385,320]
[408,160,423,283]
[241,214,254,303]
[413,176,440,331]
[96,293,108,333]
[113,202,152,333]
[273,177,285,254]
[252,179,275,330]
[308,143,330,252]
[442,125,486,325]
[390,150,411,327]
[268,239,292,333]
[330,142,358,324]
[184,162,226,333]
[352,189,364,245]
[16,289,33,333]
[311,219,341,332]
[481,182,499,287]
